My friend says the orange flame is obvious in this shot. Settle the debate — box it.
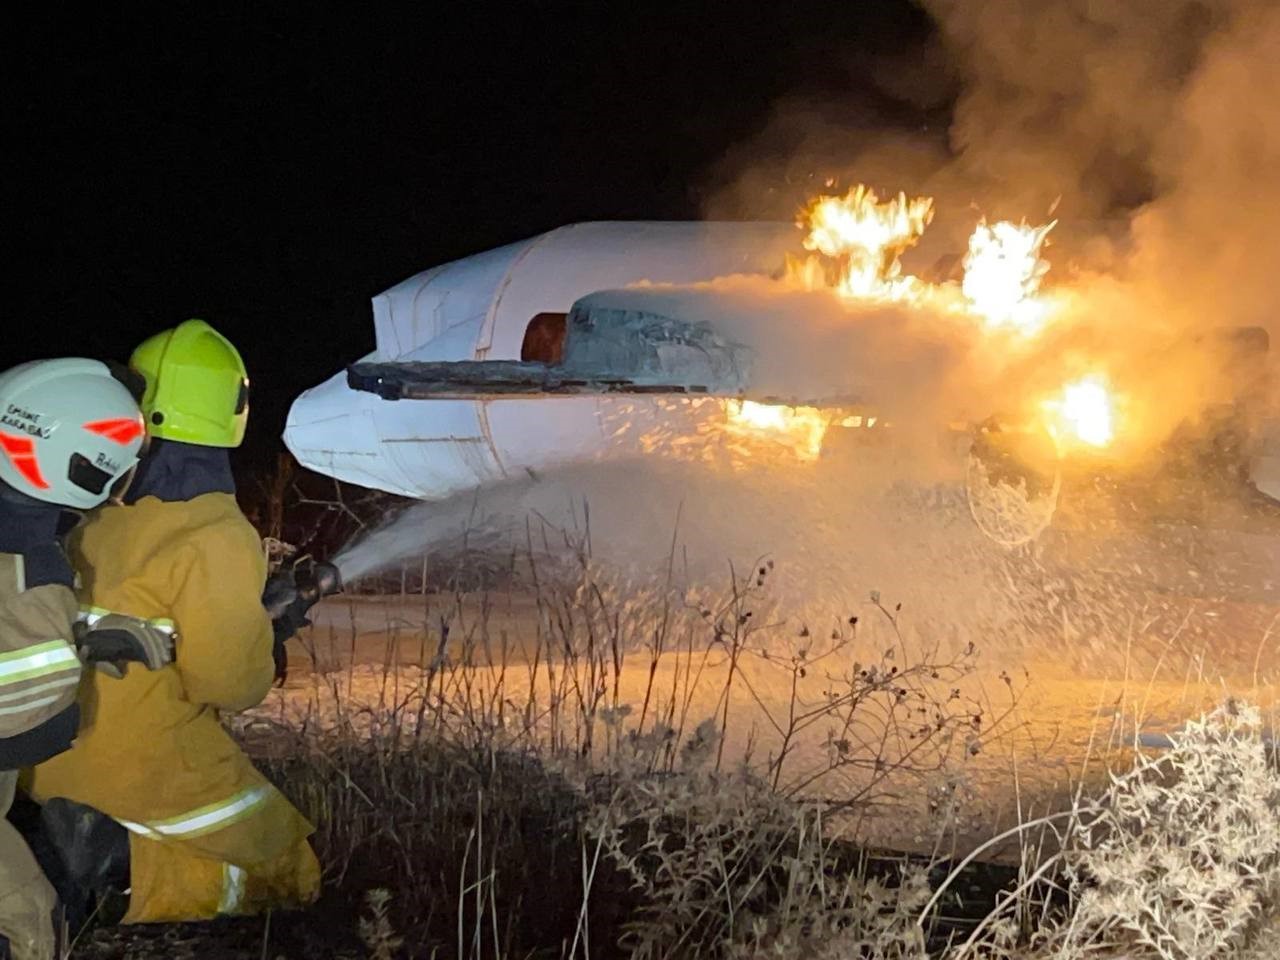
[962,219,1057,334]
[789,184,1059,333]
[790,185,934,302]
[743,183,1079,461]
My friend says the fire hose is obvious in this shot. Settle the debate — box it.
[261,559,342,684]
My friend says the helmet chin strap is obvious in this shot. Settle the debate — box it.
[109,462,140,506]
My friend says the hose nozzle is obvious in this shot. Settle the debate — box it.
[263,559,343,619]
[317,561,342,595]
[294,561,343,606]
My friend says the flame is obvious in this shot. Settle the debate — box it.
[1043,375,1116,448]
[790,185,1060,336]
[962,219,1057,333]
[790,185,934,301]
[723,400,830,462]
[744,183,1083,462]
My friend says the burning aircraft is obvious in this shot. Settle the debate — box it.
[285,188,1280,547]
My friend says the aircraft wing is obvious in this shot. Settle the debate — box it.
[345,284,869,410]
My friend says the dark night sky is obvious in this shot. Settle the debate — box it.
[6,3,935,475]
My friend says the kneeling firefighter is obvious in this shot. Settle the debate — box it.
[0,359,170,959]
[25,320,322,924]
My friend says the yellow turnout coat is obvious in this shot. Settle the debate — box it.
[26,493,320,922]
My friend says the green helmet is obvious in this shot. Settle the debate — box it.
[130,319,249,448]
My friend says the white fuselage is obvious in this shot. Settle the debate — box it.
[284,222,801,499]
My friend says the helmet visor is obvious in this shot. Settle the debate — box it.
[67,452,114,496]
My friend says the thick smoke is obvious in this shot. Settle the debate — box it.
[705,1,1228,215]
[926,0,1280,348]
[921,0,1229,218]
[703,0,1280,433]
[709,3,1273,314]
[1128,2,1280,341]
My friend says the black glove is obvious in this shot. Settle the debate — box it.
[270,603,313,685]
[263,569,308,686]
[262,563,339,686]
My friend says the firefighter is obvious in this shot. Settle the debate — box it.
[0,358,157,959]
[26,320,321,924]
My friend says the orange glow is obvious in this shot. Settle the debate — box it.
[723,400,830,462]
[767,183,1108,462]
[1042,375,1116,449]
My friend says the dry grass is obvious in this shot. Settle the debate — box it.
[932,701,1280,960]
[224,534,1000,956]
[585,758,933,960]
[76,534,1280,959]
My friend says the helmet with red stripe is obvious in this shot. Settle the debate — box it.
[0,359,146,510]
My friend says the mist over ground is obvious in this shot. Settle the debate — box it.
[334,0,1279,684]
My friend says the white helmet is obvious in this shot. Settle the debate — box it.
[0,358,146,510]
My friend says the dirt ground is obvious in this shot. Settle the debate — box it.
[279,582,1277,853]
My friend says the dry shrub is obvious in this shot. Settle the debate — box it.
[587,749,931,960]
[945,699,1280,960]
[1053,700,1280,959]
[360,889,404,960]
[238,544,1001,959]
[241,556,1279,960]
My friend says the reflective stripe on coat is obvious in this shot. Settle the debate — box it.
[0,554,80,741]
